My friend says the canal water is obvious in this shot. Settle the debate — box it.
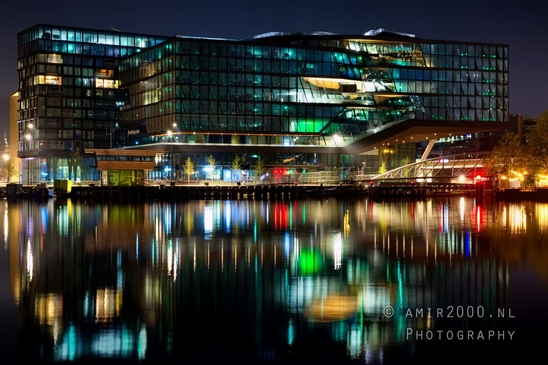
[0,196,547,364]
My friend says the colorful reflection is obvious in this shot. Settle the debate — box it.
[3,196,548,364]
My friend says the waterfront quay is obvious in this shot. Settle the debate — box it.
[0,182,483,200]
[61,182,489,201]
[66,183,373,200]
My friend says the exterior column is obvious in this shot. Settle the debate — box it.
[420,139,437,161]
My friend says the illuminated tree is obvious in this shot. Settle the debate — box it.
[231,155,242,180]
[206,155,216,180]
[484,132,526,187]
[184,157,194,184]
[379,147,394,173]
[1,151,16,182]
[526,118,548,180]
[401,156,411,177]
[255,157,265,183]
[378,161,387,174]
[1,134,16,182]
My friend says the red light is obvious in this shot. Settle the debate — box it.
[272,168,288,175]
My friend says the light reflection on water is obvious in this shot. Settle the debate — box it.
[2,197,548,364]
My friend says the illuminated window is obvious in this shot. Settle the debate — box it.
[95,79,117,88]
[47,54,63,64]
[35,75,63,85]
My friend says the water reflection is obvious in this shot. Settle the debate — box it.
[3,197,548,364]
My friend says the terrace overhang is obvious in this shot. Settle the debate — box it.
[122,120,509,156]
[343,119,510,155]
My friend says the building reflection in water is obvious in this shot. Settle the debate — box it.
[6,196,548,363]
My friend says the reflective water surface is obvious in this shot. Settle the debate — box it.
[0,196,547,364]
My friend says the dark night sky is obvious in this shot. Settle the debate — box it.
[0,0,547,136]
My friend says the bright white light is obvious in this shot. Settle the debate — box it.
[26,238,33,282]
[204,205,213,233]
[167,241,173,277]
[334,232,342,270]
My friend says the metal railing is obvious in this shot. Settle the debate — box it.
[370,152,490,181]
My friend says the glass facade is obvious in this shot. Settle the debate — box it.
[15,26,509,183]
[16,24,168,182]
[117,32,508,145]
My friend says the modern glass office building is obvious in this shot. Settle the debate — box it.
[15,24,168,183]
[15,25,509,184]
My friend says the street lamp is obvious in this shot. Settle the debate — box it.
[24,123,34,184]
[167,129,173,183]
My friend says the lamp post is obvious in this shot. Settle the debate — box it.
[167,129,173,183]
[167,123,177,183]
[24,123,34,184]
